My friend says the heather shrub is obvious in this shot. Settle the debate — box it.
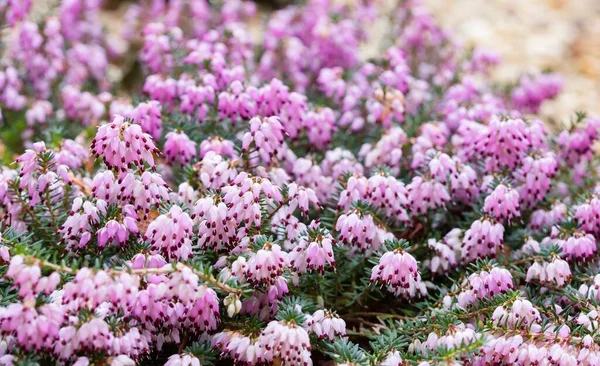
[0,0,598,365]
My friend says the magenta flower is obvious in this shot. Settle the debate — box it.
[59,198,104,248]
[575,195,600,236]
[128,100,162,140]
[212,331,264,364]
[97,204,139,248]
[144,205,193,260]
[526,257,571,287]
[455,267,513,308]
[91,115,160,172]
[193,194,240,252]
[164,131,197,165]
[244,241,289,286]
[290,223,336,274]
[305,309,346,340]
[483,183,521,223]
[407,176,450,215]
[200,137,236,159]
[370,244,426,298]
[241,116,285,165]
[475,117,530,172]
[164,354,202,366]
[512,73,563,113]
[258,320,312,365]
[491,299,542,329]
[461,218,504,262]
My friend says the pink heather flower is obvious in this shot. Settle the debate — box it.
[410,323,478,358]
[321,148,364,180]
[241,116,285,165]
[286,183,320,217]
[240,276,289,320]
[92,171,171,219]
[212,331,264,365]
[91,115,160,172]
[259,320,312,365]
[59,198,104,248]
[371,246,427,298]
[221,173,282,228]
[128,100,162,140]
[25,101,53,128]
[407,176,450,215]
[244,242,289,286]
[317,67,346,101]
[97,204,139,248]
[164,131,197,165]
[483,183,521,223]
[465,48,501,75]
[304,108,336,149]
[579,274,600,301]
[426,238,458,275]
[336,211,379,251]
[180,83,213,121]
[140,23,182,74]
[461,218,504,262]
[526,257,571,287]
[129,171,171,218]
[144,205,193,260]
[545,229,597,262]
[360,126,407,173]
[5,0,32,26]
[305,309,346,340]
[5,256,60,298]
[200,137,236,159]
[512,73,563,114]
[449,161,479,203]
[529,203,566,230]
[0,246,9,263]
[476,335,524,365]
[143,74,178,105]
[129,253,167,285]
[380,351,403,366]
[62,268,139,313]
[164,354,202,366]
[65,43,108,90]
[110,355,136,366]
[62,86,106,126]
[175,182,199,207]
[422,151,456,184]
[289,223,336,273]
[363,174,409,223]
[0,300,64,352]
[185,285,221,331]
[514,152,558,207]
[17,142,71,207]
[475,117,530,172]
[196,152,239,190]
[455,267,513,308]
[193,194,241,252]
[556,117,600,165]
[55,139,89,169]
[367,87,405,128]
[575,195,600,236]
[491,299,542,329]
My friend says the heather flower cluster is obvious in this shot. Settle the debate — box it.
[1,0,600,365]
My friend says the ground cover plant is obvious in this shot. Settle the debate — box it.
[0,0,599,365]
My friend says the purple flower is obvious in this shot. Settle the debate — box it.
[91,115,160,172]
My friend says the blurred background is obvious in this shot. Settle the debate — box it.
[423,0,600,125]
[30,0,600,124]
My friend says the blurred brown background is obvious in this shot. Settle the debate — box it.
[423,0,600,124]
